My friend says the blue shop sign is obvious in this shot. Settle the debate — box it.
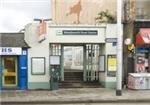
[135,49,149,53]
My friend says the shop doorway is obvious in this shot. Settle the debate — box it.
[2,56,18,87]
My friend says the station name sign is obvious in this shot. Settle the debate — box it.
[0,47,22,55]
[57,30,98,35]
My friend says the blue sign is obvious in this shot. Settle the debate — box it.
[2,48,12,53]
[135,49,149,53]
[0,47,22,55]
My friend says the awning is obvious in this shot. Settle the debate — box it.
[136,28,150,46]
[0,33,30,48]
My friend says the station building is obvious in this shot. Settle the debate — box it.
[25,23,118,89]
[23,0,118,90]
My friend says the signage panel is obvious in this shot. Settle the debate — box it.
[50,56,60,65]
[135,53,146,73]
[38,20,47,43]
[105,38,117,43]
[0,47,22,55]
[56,30,98,35]
[107,55,117,77]
[63,30,98,35]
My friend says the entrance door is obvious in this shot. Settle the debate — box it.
[2,56,18,87]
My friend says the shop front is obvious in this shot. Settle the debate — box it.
[127,21,150,90]
[0,33,29,90]
[134,21,150,73]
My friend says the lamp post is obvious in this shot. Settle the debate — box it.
[116,0,123,96]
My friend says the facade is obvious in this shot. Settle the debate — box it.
[24,0,121,90]
[136,0,150,19]
[0,33,29,90]
[125,0,150,88]
[51,0,116,24]
[25,23,118,89]
[132,0,150,74]
[134,21,150,73]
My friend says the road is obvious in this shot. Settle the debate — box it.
[2,103,150,105]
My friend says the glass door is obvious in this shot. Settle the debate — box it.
[2,56,18,87]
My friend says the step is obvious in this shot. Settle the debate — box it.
[60,80,83,83]
[59,83,83,88]
[64,77,83,79]
[64,74,83,77]
[64,72,83,75]
[64,76,83,78]
[59,81,100,88]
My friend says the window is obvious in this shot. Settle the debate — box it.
[31,57,45,75]
[136,1,150,19]
[99,55,105,72]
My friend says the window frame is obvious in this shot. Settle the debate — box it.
[31,57,46,75]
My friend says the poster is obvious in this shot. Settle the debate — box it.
[50,56,60,65]
[99,55,105,72]
[32,57,45,75]
[108,55,117,72]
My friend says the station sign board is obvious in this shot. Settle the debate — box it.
[56,30,98,35]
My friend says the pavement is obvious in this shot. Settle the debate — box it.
[1,88,150,104]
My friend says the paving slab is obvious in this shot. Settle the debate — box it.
[1,88,150,103]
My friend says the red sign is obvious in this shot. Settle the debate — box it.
[38,20,47,42]
[140,28,150,43]
[136,28,150,45]
[39,21,46,35]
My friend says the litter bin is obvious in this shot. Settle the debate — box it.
[128,73,150,89]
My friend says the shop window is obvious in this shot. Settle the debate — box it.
[31,57,46,75]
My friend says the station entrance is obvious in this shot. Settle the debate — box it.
[50,43,100,88]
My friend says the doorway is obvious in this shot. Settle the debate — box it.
[63,46,83,87]
[2,56,18,87]
[49,43,101,88]
[64,46,83,72]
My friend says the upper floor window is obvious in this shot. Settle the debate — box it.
[136,0,150,19]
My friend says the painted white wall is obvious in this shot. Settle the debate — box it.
[25,23,50,83]
[106,24,117,38]
[98,24,118,85]
[105,24,117,83]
